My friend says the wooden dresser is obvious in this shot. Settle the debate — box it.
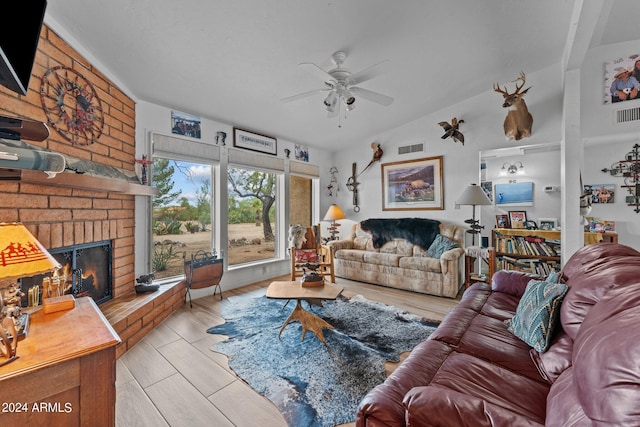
[0,297,120,426]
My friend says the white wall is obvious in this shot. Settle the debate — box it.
[328,64,565,246]
[579,38,640,248]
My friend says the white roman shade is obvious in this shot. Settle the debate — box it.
[289,160,320,178]
[151,133,220,162]
[228,147,284,172]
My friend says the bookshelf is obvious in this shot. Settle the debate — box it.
[492,228,618,275]
[493,229,560,275]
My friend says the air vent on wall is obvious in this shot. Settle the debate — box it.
[398,143,424,155]
[616,106,640,124]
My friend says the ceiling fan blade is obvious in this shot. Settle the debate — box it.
[281,87,331,103]
[299,62,336,84]
[348,60,391,86]
[350,87,394,106]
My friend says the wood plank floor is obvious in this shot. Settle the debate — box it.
[115,275,461,427]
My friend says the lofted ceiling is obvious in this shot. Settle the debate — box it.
[44,0,639,152]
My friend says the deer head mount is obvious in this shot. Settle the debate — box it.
[494,71,533,141]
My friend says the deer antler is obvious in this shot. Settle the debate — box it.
[511,71,529,94]
[493,82,508,95]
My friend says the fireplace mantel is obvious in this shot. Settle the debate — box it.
[0,168,157,196]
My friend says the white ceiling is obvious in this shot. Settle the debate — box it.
[44,0,639,152]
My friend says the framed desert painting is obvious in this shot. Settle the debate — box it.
[381,156,444,211]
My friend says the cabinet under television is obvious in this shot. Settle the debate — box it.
[492,228,618,275]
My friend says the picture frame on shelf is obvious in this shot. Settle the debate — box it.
[233,128,277,155]
[538,218,558,230]
[496,214,510,228]
[508,210,527,229]
[381,155,444,211]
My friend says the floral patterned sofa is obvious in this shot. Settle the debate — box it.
[328,218,465,298]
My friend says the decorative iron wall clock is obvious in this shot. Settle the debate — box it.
[40,66,104,145]
[602,143,640,213]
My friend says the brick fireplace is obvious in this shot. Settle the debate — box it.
[0,24,139,301]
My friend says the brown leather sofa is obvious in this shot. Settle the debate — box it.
[356,242,640,426]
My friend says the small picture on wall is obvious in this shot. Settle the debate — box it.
[495,182,534,206]
[583,184,615,204]
[171,110,201,139]
[295,144,309,162]
[604,54,640,104]
[508,211,527,229]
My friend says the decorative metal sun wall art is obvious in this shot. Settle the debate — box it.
[601,143,640,213]
[40,66,104,145]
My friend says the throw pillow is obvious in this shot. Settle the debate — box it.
[426,234,459,258]
[507,273,568,353]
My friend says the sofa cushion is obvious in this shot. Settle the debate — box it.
[492,270,544,298]
[334,249,365,262]
[529,329,573,384]
[570,283,640,425]
[426,234,459,258]
[507,274,567,353]
[398,256,441,272]
[363,251,402,267]
[405,351,549,425]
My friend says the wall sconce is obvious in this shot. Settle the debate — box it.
[0,223,61,366]
[499,161,525,176]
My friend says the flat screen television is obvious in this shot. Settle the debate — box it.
[0,0,47,96]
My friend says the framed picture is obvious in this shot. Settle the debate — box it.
[481,181,493,202]
[496,214,510,228]
[381,156,444,211]
[583,184,615,204]
[171,110,201,139]
[604,53,640,104]
[295,144,309,162]
[538,218,558,231]
[508,211,527,229]
[233,128,277,155]
[495,182,534,206]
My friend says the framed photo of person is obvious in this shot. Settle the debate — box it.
[508,211,527,229]
[496,214,510,228]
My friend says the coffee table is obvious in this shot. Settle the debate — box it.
[266,280,344,345]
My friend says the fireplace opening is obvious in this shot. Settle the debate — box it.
[20,240,113,306]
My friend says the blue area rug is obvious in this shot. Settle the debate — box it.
[207,293,438,427]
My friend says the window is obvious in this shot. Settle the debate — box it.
[152,157,213,280]
[227,166,279,266]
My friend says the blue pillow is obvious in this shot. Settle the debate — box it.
[426,234,459,258]
[507,272,567,353]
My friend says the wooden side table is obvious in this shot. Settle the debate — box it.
[0,297,120,426]
[464,247,495,289]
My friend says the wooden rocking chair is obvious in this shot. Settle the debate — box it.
[183,250,223,308]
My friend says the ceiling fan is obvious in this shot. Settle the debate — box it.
[281,51,394,120]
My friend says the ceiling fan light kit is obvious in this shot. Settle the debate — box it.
[282,50,393,126]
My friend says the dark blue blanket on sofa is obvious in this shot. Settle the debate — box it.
[360,218,441,250]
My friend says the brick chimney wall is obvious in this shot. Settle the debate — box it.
[0,25,137,299]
